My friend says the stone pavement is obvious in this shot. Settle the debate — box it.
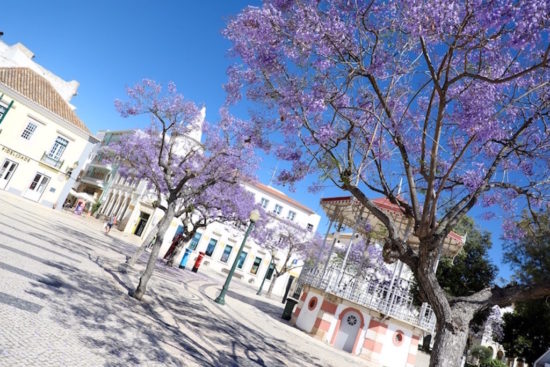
[0,191,372,367]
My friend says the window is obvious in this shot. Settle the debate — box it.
[287,210,296,221]
[0,159,17,181]
[220,244,233,263]
[306,223,314,232]
[188,232,201,250]
[0,104,7,120]
[205,238,218,256]
[260,197,269,209]
[21,122,37,140]
[237,251,247,269]
[250,257,262,274]
[48,136,69,161]
[274,204,283,215]
[265,262,275,280]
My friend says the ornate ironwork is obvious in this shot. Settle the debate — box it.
[302,266,436,332]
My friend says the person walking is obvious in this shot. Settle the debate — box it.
[104,216,117,234]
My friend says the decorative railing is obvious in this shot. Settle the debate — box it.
[80,176,105,187]
[40,152,64,169]
[301,266,436,332]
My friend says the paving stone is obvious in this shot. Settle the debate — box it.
[0,191,369,367]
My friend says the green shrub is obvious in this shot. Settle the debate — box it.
[91,201,101,215]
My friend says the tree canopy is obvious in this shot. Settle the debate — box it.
[498,211,550,364]
[109,80,258,299]
[223,1,550,365]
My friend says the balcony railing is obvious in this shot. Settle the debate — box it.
[301,266,437,332]
[80,176,105,188]
[40,152,64,169]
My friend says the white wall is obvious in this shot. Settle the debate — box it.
[0,41,79,103]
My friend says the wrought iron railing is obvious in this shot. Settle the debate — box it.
[40,152,64,169]
[301,266,436,332]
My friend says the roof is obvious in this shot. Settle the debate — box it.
[248,181,315,214]
[0,67,90,134]
[320,195,465,257]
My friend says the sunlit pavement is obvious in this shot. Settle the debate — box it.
[0,191,370,367]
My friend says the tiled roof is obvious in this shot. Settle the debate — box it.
[248,181,315,214]
[0,67,90,134]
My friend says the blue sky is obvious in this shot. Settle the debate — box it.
[1,1,512,281]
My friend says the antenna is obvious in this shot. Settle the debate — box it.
[268,162,279,186]
[397,177,403,195]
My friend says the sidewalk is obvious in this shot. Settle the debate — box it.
[0,191,371,367]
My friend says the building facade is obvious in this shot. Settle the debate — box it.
[0,41,96,208]
[100,172,321,297]
[89,123,321,298]
[290,195,466,367]
[161,181,321,297]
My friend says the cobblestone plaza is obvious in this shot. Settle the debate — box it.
[0,191,372,367]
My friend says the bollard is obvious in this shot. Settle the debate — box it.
[192,251,206,273]
[179,248,193,269]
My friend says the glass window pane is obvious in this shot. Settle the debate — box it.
[21,122,37,140]
[205,239,217,256]
[220,245,233,263]
[237,251,247,269]
[49,136,69,160]
[188,232,201,250]
[250,257,262,275]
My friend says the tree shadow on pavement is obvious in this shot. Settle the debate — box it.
[24,260,330,367]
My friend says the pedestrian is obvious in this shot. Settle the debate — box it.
[104,216,117,234]
[74,201,84,215]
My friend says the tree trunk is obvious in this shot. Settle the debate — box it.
[414,240,476,367]
[266,273,279,297]
[125,221,160,268]
[429,321,470,367]
[132,202,176,301]
[166,232,193,267]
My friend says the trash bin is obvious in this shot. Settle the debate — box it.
[281,297,299,320]
[179,248,193,269]
[192,251,206,273]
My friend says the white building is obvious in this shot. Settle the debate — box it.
[101,168,321,297]
[0,41,97,208]
[164,181,321,297]
[292,196,465,367]
[90,124,321,297]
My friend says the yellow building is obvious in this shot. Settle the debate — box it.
[0,67,96,208]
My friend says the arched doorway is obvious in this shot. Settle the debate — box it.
[333,308,363,353]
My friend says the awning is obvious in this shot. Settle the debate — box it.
[69,189,96,203]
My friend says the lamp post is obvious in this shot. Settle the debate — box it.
[215,209,260,305]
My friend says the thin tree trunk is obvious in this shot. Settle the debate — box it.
[266,273,279,297]
[125,221,160,268]
[132,202,175,300]
[166,232,192,267]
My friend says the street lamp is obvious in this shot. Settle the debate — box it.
[215,209,260,305]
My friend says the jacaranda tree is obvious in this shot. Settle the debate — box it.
[108,80,256,300]
[254,217,322,297]
[223,1,550,365]
[163,181,256,268]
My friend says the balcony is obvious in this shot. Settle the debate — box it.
[80,175,105,188]
[40,152,64,169]
[301,266,436,332]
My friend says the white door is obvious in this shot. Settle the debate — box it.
[334,310,361,353]
[24,173,50,201]
[0,159,18,190]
